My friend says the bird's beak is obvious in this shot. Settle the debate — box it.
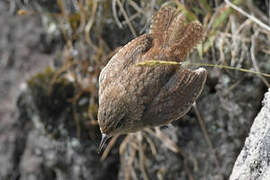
[98,133,109,153]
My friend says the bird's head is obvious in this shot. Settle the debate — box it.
[97,86,128,152]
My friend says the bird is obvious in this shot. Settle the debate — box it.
[97,6,207,151]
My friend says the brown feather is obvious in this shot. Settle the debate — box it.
[149,7,179,46]
[166,22,204,61]
[98,7,207,137]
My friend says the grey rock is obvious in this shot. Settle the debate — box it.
[230,89,270,180]
[0,1,52,179]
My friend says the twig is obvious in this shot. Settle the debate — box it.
[223,76,245,96]
[246,0,269,24]
[143,132,157,155]
[250,31,270,87]
[72,100,81,139]
[136,60,270,78]
[85,0,98,51]
[122,144,137,180]
[116,0,137,37]
[128,0,144,14]
[119,134,132,154]
[225,0,270,32]
[154,128,186,157]
[236,18,250,33]
[219,32,250,42]
[184,159,194,180]
[230,14,239,66]
[138,132,149,180]
[112,0,123,28]
[122,12,141,25]
[146,128,195,180]
[192,103,220,167]
[101,134,120,160]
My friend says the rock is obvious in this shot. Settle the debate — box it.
[230,89,270,180]
[0,2,120,179]
[15,69,120,180]
[0,1,53,179]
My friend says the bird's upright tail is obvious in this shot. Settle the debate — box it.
[150,6,204,61]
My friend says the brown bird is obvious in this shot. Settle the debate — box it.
[98,6,207,151]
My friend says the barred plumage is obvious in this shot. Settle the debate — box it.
[98,6,207,150]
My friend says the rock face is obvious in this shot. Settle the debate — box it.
[0,2,52,179]
[230,89,270,180]
[0,2,120,180]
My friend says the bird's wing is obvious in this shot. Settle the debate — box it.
[142,67,207,126]
[99,34,153,93]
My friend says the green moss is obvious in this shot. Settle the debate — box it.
[28,67,74,115]
[27,67,96,140]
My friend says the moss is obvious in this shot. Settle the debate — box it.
[27,67,97,140]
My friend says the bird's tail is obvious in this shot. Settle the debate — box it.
[150,7,204,61]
